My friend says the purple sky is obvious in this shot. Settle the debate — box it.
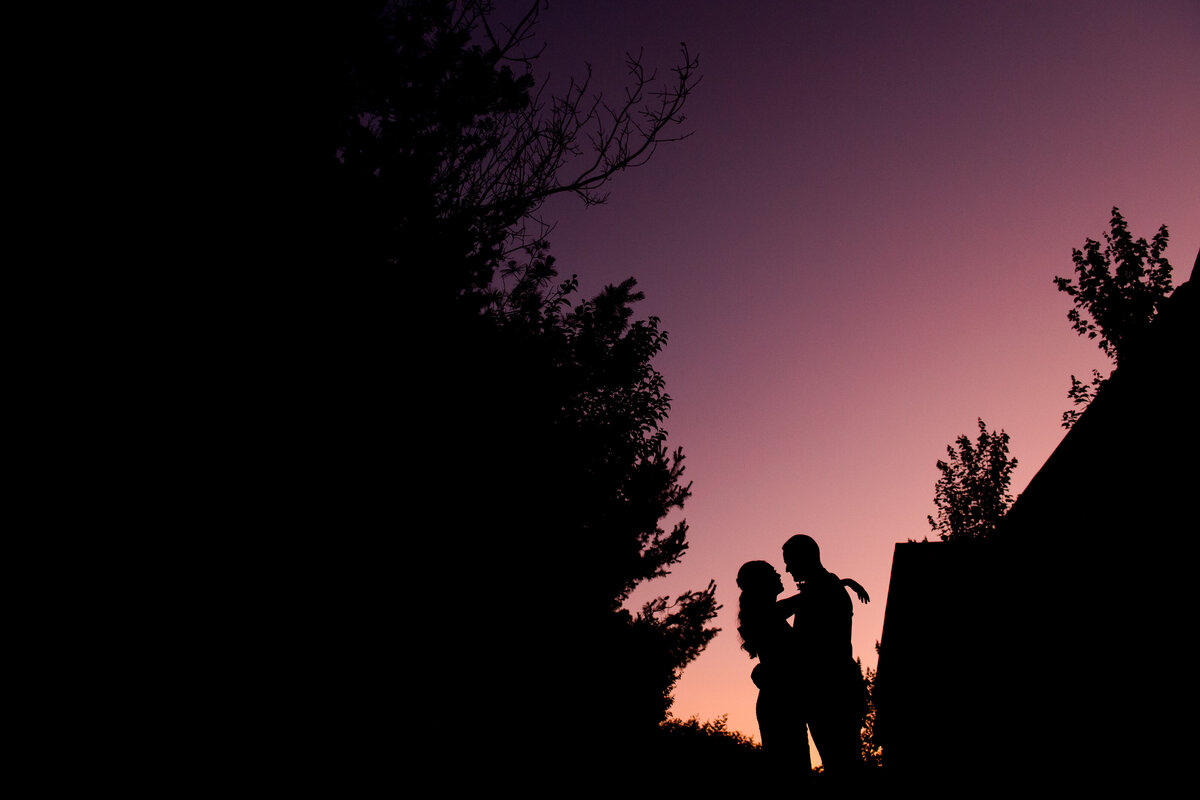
[494,0,1199,751]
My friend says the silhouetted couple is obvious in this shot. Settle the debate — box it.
[738,534,869,786]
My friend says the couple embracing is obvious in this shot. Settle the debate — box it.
[737,534,870,783]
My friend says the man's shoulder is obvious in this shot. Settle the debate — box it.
[809,571,852,610]
[813,570,844,591]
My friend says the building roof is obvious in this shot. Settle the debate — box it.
[873,249,1197,790]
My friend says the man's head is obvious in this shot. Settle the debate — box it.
[783,533,821,585]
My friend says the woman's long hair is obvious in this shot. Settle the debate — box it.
[736,560,778,659]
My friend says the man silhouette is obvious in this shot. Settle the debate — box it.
[782,533,866,778]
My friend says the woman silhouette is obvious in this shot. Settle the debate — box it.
[737,561,868,778]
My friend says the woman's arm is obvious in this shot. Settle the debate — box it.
[774,592,804,617]
[842,578,870,604]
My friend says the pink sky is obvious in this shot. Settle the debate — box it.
[495,0,1199,750]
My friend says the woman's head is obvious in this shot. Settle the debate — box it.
[737,560,783,596]
[737,560,784,658]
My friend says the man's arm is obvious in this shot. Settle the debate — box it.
[841,578,870,604]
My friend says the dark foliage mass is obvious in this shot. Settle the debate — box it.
[322,1,716,768]
[1054,207,1174,427]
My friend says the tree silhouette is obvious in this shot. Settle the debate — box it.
[329,0,698,307]
[448,250,719,753]
[324,2,716,764]
[859,644,883,769]
[927,419,1017,542]
[1054,207,1174,427]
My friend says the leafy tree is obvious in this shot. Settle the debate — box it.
[657,715,760,760]
[927,419,1017,541]
[325,2,715,761]
[328,0,698,308]
[453,259,719,746]
[859,649,883,768]
[1053,207,1174,427]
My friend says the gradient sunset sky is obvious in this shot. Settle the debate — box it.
[491,0,1199,750]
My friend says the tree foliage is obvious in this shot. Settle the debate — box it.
[659,714,759,751]
[477,260,707,611]
[927,419,1017,542]
[330,0,699,306]
[452,248,719,744]
[858,644,883,769]
[1053,207,1174,427]
[327,2,715,757]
